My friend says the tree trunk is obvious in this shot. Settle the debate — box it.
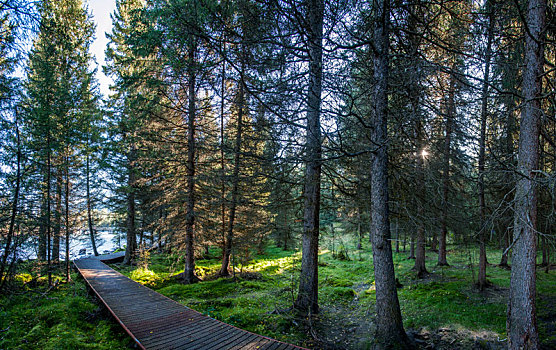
[53,169,62,263]
[478,0,495,291]
[47,129,52,286]
[507,0,545,347]
[500,96,516,267]
[294,0,323,315]
[184,41,199,284]
[219,43,246,277]
[369,0,410,347]
[500,229,510,267]
[439,62,457,266]
[413,121,427,278]
[284,211,289,250]
[38,196,47,261]
[219,29,228,273]
[86,154,98,256]
[65,154,71,282]
[123,146,137,265]
[357,207,363,250]
[541,235,548,266]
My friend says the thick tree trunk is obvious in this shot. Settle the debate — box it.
[507,0,545,348]
[219,58,245,278]
[86,155,98,256]
[369,0,410,347]
[123,146,137,265]
[184,42,199,284]
[478,0,495,291]
[294,0,323,315]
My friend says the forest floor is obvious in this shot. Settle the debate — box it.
[1,243,554,349]
[112,243,556,349]
[0,267,133,349]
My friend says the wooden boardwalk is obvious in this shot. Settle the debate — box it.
[74,253,306,350]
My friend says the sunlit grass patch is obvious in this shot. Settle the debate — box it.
[130,267,161,287]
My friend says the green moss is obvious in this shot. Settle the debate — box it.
[320,286,356,301]
[130,267,162,287]
[0,270,132,350]
[113,244,556,347]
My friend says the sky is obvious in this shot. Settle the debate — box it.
[87,0,117,97]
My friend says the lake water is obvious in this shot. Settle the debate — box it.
[3,229,125,261]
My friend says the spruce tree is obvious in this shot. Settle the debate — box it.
[24,0,97,283]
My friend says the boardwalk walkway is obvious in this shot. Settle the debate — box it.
[74,253,306,350]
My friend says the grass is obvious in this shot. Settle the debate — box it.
[0,265,133,350]
[113,243,556,348]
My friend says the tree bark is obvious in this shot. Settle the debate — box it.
[53,168,62,263]
[500,229,510,267]
[413,121,428,278]
[369,0,411,347]
[38,195,47,261]
[86,154,98,256]
[507,0,545,347]
[47,125,52,286]
[294,0,323,315]
[219,53,245,278]
[438,70,456,266]
[64,153,71,282]
[219,32,227,274]
[500,98,516,267]
[183,41,199,284]
[478,0,495,290]
[123,146,137,265]
[358,207,363,250]
[541,235,548,266]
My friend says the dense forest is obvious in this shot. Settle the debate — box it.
[0,0,555,349]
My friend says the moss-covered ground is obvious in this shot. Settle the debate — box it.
[0,265,133,350]
[2,244,554,349]
[111,244,556,349]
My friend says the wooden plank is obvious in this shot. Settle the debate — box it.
[173,322,242,349]
[206,327,250,350]
[139,316,219,348]
[74,253,307,350]
[146,317,228,348]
